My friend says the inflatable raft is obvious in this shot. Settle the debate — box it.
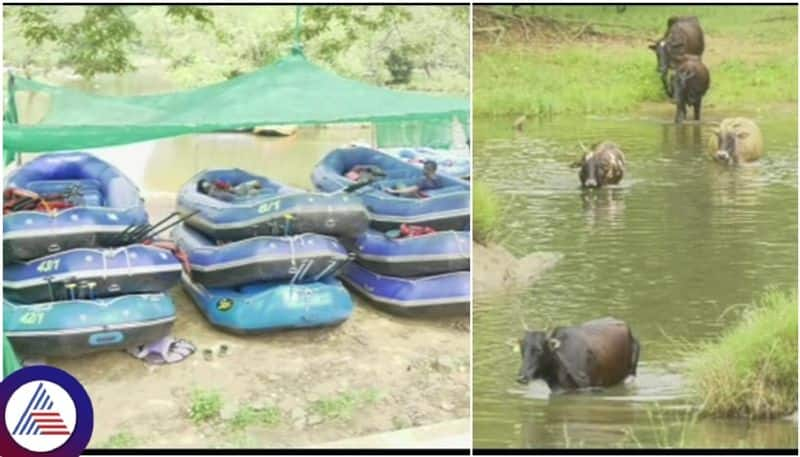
[339,262,470,316]
[382,147,470,179]
[181,273,353,333]
[172,223,350,288]
[177,169,368,241]
[4,293,176,358]
[350,229,470,277]
[311,146,470,231]
[4,152,148,263]
[3,245,182,304]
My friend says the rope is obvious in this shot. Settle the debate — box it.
[292,5,304,55]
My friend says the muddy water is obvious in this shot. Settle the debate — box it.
[473,111,798,449]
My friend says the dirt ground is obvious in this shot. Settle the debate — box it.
[473,241,561,301]
[44,195,470,449]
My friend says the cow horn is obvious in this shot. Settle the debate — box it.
[548,338,561,351]
[513,298,530,331]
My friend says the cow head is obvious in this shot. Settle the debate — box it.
[713,130,741,165]
[573,150,604,188]
[649,39,682,75]
[517,331,561,384]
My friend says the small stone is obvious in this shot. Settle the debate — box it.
[267,373,280,382]
[290,407,306,422]
[251,399,273,411]
[220,403,238,421]
[440,401,455,411]
[308,414,323,426]
[392,415,412,430]
[432,355,456,373]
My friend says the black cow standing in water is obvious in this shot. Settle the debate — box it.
[517,318,640,392]
[670,55,710,123]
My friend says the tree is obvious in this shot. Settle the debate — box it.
[12,5,212,80]
[385,47,414,84]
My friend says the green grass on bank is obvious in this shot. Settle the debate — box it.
[686,289,798,419]
[474,6,798,117]
[473,180,502,244]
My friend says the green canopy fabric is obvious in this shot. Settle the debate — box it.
[4,52,468,162]
[3,336,22,378]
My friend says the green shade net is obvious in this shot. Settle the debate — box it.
[3,336,22,378]
[3,52,468,163]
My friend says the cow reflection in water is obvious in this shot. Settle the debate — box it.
[582,187,625,227]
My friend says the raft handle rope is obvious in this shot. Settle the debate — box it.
[329,252,357,279]
[46,277,56,302]
[108,210,200,246]
[312,258,339,282]
[289,259,313,286]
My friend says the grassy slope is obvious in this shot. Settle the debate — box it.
[473,180,501,243]
[687,289,798,419]
[474,6,798,117]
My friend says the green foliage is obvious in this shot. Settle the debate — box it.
[385,47,414,84]
[188,388,223,424]
[285,6,412,63]
[9,5,213,80]
[308,388,382,421]
[99,431,140,449]
[686,289,798,419]
[473,180,502,244]
[228,406,282,430]
[4,6,468,95]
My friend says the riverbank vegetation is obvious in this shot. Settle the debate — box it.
[474,6,798,117]
[3,5,468,95]
[473,180,501,244]
[687,289,798,419]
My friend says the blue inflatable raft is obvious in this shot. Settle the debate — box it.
[181,273,354,333]
[4,152,148,263]
[382,147,470,179]
[3,293,176,358]
[350,229,470,277]
[340,262,470,316]
[172,223,350,288]
[3,245,182,304]
[177,168,368,241]
[311,147,470,231]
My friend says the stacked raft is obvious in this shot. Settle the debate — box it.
[174,169,367,333]
[3,153,181,358]
[312,147,471,316]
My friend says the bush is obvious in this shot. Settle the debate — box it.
[188,388,223,424]
[686,289,798,419]
[473,180,501,244]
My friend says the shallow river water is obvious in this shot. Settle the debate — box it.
[473,111,798,449]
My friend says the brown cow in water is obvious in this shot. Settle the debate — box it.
[707,117,764,164]
[670,55,710,123]
[649,16,705,98]
[517,318,640,392]
[572,142,626,188]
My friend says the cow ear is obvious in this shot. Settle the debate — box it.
[648,42,657,51]
[548,338,561,351]
[570,158,583,168]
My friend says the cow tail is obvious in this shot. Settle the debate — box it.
[630,335,641,377]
